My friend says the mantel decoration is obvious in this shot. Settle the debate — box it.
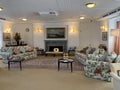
[14,32,21,45]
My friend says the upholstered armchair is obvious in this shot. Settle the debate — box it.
[84,60,111,81]
[110,63,120,90]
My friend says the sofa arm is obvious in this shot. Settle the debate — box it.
[0,52,11,58]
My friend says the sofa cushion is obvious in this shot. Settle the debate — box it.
[19,46,26,53]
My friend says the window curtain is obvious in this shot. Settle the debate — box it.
[114,21,120,54]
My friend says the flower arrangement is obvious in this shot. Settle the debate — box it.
[14,32,21,44]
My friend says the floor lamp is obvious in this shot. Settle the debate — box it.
[111,29,120,55]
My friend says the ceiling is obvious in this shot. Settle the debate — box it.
[0,0,120,23]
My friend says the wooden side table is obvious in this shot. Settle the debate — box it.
[37,49,45,55]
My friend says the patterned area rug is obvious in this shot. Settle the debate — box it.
[10,56,84,71]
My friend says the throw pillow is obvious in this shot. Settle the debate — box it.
[89,48,96,54]
[82,47,89,54]
[99,49,105,54]
[24,46,33,52]
[7,48,13,55]
[86,47,91,55]
[13,47,20,54]
[115,55,120,63]
[19,46,25,53]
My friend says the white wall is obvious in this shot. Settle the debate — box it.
[1,20,14,47]
[100,19,108,46]
[0,21,2,48]
[1,20,102,50]
[12,23,34,46]
[33,23,45,48]
[79,20,102,49]
[33,21,80,49]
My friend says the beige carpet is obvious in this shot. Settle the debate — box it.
[10,56,84,71]
[0,68,113,90]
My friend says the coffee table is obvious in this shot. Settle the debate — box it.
[58,58,74,72]
[8,56,24,70]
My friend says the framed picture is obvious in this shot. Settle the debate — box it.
[46,28,66,39]
[3,33,11,41]
[102,32,107,41]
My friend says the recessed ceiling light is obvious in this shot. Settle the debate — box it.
[80,16,85,20]
[0,7,3,11]
[85,3,95,8]
[22,18,27,21]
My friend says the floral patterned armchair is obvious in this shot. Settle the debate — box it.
[84,60,111,81]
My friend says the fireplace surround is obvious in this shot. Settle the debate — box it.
[45,40,67,52]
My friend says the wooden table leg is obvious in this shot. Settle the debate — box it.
[58,61,60,71]
[20,61,22,70]
[8,61,10,70]
[71,62,73,72]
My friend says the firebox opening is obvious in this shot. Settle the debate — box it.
[49,46,63,52]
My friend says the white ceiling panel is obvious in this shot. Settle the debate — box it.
[0,0,120,22]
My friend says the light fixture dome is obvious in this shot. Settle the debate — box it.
[85,3,95,8]
[80,16,85,20]
[22,18,27,21]
[0,7,3,11]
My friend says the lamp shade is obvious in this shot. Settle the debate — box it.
[111,29,120,36]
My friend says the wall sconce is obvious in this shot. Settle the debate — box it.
[71,27,75,32]
[4,28,11,33]
[36,28,41,33]
[100,26,107,32]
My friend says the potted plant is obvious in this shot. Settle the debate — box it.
[14,32,21,45]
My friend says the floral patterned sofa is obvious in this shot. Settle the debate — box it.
[84,60,111,81]
[83,51,119,82]
[0,46,37,63]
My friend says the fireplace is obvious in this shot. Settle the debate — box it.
[45,40,67,52]
[49,46,63,52]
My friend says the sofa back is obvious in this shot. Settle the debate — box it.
[0,46,34,55]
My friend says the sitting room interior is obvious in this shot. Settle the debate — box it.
[0,0,120,90]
